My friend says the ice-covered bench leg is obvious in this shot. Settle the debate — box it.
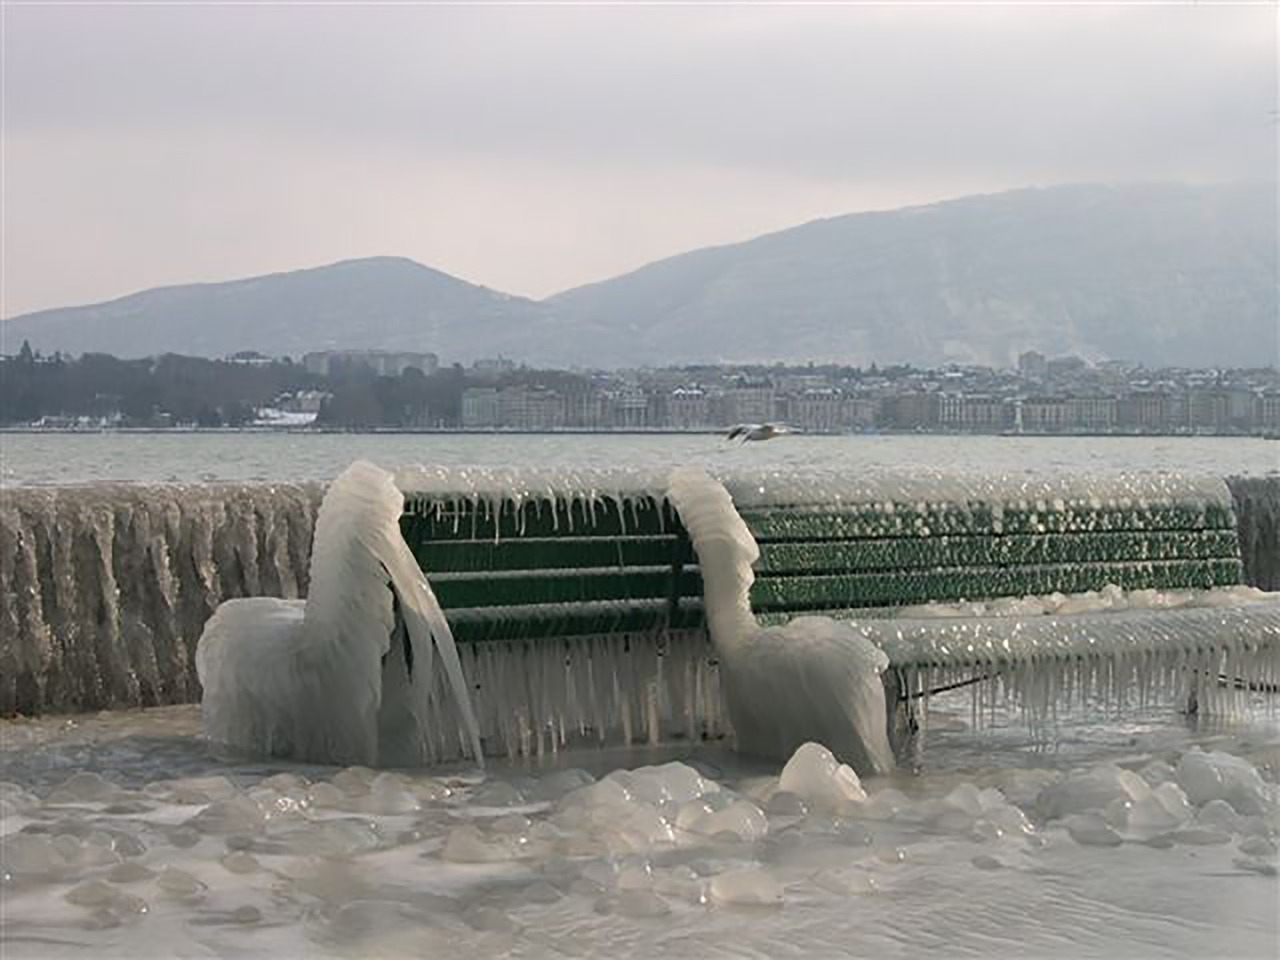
[667,468,896,775]
[197,461,482,766]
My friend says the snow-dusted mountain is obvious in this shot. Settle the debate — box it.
[1,257,562,363]
[4,183,1274,368]
[549,182,1276,368]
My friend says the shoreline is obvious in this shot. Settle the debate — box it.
[2,426,1275,439]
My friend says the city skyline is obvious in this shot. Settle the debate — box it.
[5,342,1276,437]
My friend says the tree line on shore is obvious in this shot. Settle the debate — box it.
[0,345,496,428]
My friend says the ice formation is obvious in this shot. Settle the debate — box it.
[896,583,1273,620]
[2,710,1275,957]
[1227,476,1280,592]
[0,481,323,715]
[447,629,729,761]
[724,468,1237,514]
[394,465,676,539]
[867,602,1280,731]
[716,467,1279,737]
[667,468,895,774]
[778,742,869,809]
[2,463,1277,769]
[196,461,482,766]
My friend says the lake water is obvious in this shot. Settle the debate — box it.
[2,431,1276,486]
[1,431,1277,958]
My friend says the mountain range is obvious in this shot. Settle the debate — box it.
[4,182,1274,368]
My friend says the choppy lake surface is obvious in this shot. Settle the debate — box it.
[3,432,1276,486]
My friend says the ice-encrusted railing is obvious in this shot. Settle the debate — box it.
[0,470,1276,721]
[0,483,323,714]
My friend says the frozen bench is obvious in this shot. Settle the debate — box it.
[399,490,704,644]
[396,470,1278,750]
[403,472,1254,639]
[720,473,1280,730]
[198,464,1279,766]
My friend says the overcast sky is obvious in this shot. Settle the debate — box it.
[3,3,1275,317]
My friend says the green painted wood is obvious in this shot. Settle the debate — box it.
[740,504,1236,541]
[408,536,695,573]
[446,600,706,643]
[750,558,1244,612]
[431,568,705,609]
[394,488,1245,645]
[755,530,1241,574]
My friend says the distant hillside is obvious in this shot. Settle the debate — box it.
[0,257,563,363]
[4,184,1275,368]
[550,182,1276,368]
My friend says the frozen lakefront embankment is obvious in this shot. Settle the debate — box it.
[0,475,1276,717]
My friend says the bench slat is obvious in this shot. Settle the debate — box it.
[750,558,1244,611]
[446,600,706,643]
[408,536,695,573]
[431,568,705,609]
[742,504,1236,540]
[756,530,1240,574]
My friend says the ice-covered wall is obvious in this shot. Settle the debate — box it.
[0,484,322,715]
[1227,475,1279,592]
[0,472,1274,717]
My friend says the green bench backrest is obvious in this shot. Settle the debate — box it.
[399,491,1245,641]
[741,499,1245,622]
[399,494,705,643]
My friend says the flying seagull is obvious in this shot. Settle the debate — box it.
[726,422,792,443]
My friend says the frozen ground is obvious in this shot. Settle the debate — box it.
[2,701,1276,959]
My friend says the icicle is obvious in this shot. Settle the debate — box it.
[1,481,324,715]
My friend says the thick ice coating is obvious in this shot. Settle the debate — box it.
[723,468,1237,513]
[666,469,894,774]
[6,713,1274,958]
[196,461,482,767]
[779,742,869,809]
[3,467,1274,723]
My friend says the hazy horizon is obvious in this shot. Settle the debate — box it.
[6,178,1269,320]
[4,4,1274,318]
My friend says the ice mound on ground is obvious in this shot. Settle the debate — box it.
[547,760,764,854]
[678,798,769,842]
[1036,765,1152,821]
[552,775,680,854]
[441,823,545,863]
[666,469,894,775]
[196,460,481,767]
[710,867,785,906]
[1118,783,1194,835]
[1176,749,1273,814]
[1032,750,1275,848]
[609,762,719,806]
[778,742,868,811]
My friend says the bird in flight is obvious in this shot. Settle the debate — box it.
[726,422,792,443]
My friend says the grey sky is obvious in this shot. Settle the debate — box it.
[3,3,1275,317]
